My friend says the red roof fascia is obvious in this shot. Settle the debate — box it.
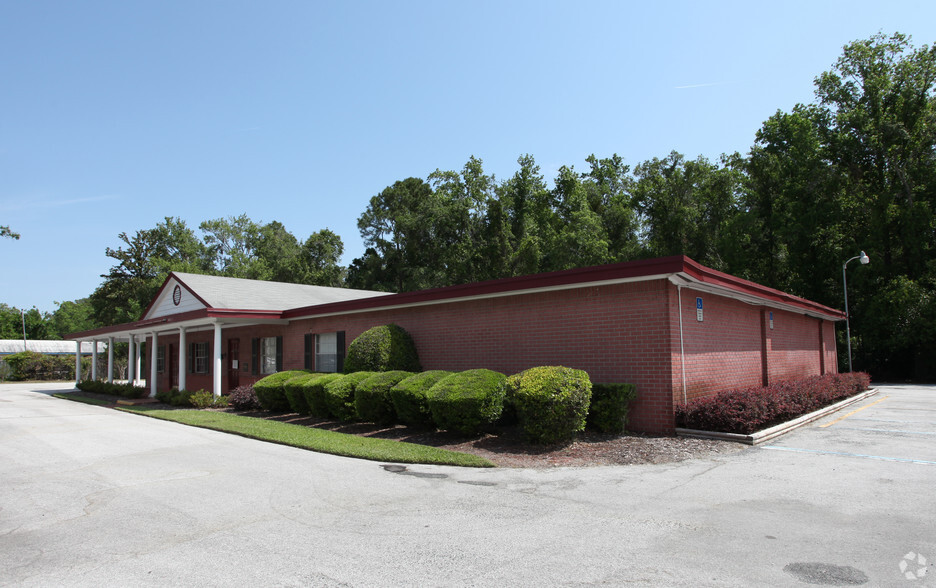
[283,256,689,319]
[67,308,285,339]
[680,258,845,319]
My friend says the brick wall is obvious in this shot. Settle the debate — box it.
[668,286,840,410]
[287,279,676,433]
[140,278,838,435]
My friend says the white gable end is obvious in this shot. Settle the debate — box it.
[147,278,207,318]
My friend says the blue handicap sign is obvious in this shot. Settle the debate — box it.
[696,297,703,310]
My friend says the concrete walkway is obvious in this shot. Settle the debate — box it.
[1,382,933,587]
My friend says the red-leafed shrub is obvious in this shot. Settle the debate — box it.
[675,372,871,434]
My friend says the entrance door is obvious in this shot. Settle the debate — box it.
[227,339,240,392]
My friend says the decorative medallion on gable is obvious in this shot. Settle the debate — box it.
[146,279,207,319]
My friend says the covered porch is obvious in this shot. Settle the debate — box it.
[70,314,287,398]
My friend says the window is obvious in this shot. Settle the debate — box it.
[314,332,345,373]
[193,342,209,374]
[260,337,278,375]
[156,346,165,374]
[251,336,282,375]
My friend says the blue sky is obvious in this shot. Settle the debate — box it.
[2,0,934,313]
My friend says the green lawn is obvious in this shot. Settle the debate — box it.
[118,406,494,467]
[52,393,113,406]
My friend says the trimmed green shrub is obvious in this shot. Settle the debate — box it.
[78,379,147,399]
[254,370,310,412]
[343,324,421,373]
[506,366,592,445]
[354,371,413,426]
[301,373,345,417]
[155,387,193,407]
[283,373,325,414]
[587,383,637,434]
[391,370,453,429]
[427,369,506,435]
[189,390,228,409]
[323,371,377,422]
[4,351,89,381]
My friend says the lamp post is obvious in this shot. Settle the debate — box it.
[843,251,870,372]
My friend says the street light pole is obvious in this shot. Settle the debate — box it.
[842,251,870,372]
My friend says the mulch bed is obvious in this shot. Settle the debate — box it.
[235,410,744,468]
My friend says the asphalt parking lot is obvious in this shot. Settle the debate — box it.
[1,382,933,587]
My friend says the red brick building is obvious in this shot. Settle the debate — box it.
[69,256,843,434]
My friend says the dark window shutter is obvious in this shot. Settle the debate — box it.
[206,341,211,374]
[304,334,312,370]
[336,331,346,373]
[275,336,283,372]
[251,338,259,375]
[187,343,193,374]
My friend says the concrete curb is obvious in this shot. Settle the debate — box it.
[676,388,881,445]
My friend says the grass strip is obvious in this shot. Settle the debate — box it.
[53,393,114,406]
[119,407,495,468]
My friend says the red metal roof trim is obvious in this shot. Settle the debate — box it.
[679,257,844,319]
[282,256,690,320]
[69,256,844,340]
[68,308,285,339]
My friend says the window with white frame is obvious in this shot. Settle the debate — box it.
[193,342,209,374]
[156,346,165,373]
[260,337,278,375]
[315,333,338,373]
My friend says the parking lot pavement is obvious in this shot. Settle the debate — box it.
[1,382,934,587]
[760,383,936,465]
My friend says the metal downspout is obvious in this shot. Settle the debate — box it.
[677,285,687,404]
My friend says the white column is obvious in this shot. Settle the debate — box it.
[91,340,98,381]
[213,322,222,398]
[178,327,187,392]
[107,337,114,383]
[75,341,82,386]
[149,332,158,398]
[128,335,136,384]
[135,339,142,386]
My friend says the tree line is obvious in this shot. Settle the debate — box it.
[4,33,933,380]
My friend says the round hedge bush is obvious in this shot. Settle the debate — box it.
[354,371,413,426]
[323,371,376,422]
[343,324,421,373]
[586,383,637,434]
[506,366,592,444]
[283,373,324,414]
[301,373,345,417]
[427,369,506,435]
[254,370,310,412]
[390,370,453,429]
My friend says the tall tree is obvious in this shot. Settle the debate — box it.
[301,229,345,287]
[813,32,936,377]
[355,177,459,292]
[1,225,20,240]
[496,154,554,276]
[582,154,641,262]
[548,165,610,270]
[633,151,742,270]
[48,299,98,339]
